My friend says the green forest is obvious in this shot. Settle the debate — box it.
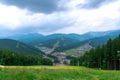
[0,48,52,66]
[71,35,120,70]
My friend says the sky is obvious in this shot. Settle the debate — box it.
[0,0,120,35]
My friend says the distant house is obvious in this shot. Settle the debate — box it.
[53,52,66,64]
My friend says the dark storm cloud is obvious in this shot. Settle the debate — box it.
[77,0,117,9]
[0,0,63,14]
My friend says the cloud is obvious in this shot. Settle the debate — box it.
[13,12,75,34]
[53,0,120,34]
[0,4,28,30]
[0,0,120,35]
[0,0,64,14]
[0,3,75,35]
[77,0,117,9]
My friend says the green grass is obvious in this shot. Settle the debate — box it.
[66,48,79,56]
[0,66,120,80]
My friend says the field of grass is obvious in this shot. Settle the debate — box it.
[0,66,120,80]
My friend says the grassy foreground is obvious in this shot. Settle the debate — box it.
[0,66,120,80]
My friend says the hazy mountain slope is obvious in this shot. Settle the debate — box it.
[53,29,120,52]
[4,29,120,45]
[89,36,110,47]
[0,39,44,55]
[1,29,120,53]
[31,34,81,45]
[36,36,80,52]
[7,33,44,45]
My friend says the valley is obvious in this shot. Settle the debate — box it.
[0,0,120,79]
[1,29,120,65]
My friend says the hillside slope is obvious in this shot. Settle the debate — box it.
[0,39,44,55]
[65,36,110,56]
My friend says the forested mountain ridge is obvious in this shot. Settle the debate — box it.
[0,39,44,55]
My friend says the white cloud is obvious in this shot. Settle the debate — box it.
[0,0,120,35]
[0,3,75,32]
[0,4,28,29]
[54,0,120,34]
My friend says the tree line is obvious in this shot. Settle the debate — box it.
[71,35,120,70]
[0,48,52,66]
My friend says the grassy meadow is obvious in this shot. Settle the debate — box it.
[0,66,120,80]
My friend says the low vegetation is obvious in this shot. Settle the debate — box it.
[0,66,120,80]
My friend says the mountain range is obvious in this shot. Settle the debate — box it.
[0,29,120,56]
